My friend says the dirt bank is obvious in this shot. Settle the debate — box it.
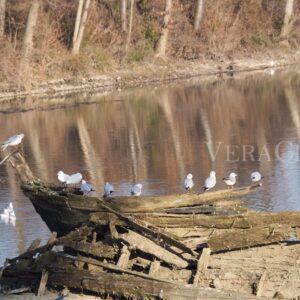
[0,49,299,104]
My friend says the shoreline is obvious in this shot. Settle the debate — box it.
[0,49,299,103]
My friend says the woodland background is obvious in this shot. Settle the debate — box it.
[0,0,299,85]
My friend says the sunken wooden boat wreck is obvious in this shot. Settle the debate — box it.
[1,151,300,299]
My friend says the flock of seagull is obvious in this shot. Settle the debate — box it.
[56,169,263,197]
[185,170,263,192]
[0,133,264,227]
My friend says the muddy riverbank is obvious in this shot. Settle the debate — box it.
[0,49,299,104]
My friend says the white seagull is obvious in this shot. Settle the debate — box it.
[184,173,194,191]
[57,171,70,184]
[131,184,143,196]
[223,172,237,188]
[251,171,263,183]
[65,173,83,186]
[80,180,93,194]
[1,134,25,150]
[203,171,216,191]
[104,182,114,197]
[1,203,16,226]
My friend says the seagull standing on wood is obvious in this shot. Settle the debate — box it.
[184,173,194,191]
[65,173,83,186]
[203,171,216,192]
[223,172,237,189]
[251,171,263,183]
[80,180,94,194]
[131,184,143,196]
[57,171,70,185]
[1,134,24,150]
[104,182,114,197]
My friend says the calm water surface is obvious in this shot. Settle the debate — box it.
[0,68,300,264]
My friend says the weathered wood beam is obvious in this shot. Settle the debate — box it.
[143,211,300,229]
[208,225,298,252]
[47,265,263,300]
[119,229,189,269]
[6,151,35,182]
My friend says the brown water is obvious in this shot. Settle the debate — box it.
[0,68,300,264]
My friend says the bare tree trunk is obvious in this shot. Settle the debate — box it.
[156,0,172,57]
[280,0,294,38]
[73,0,84,45]
[194,0,204,32]
[72,0,91,55]
[121,0,127,32]
[0,0,6,37]
[125,0,134,52]
[21,0,40,61]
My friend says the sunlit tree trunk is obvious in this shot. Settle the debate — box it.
[280,0,294,39]
[72,0,91,55]
[73,0,84,46]
[125,0,134,52]
[0,0,6,37]
[121,0,127,32]
[156,0,172,57]
[21,0,40,61]
[194,0,204,32]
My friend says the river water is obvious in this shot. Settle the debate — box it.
[0,68,300,264]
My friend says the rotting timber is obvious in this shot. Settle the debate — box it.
[1,151,300,299]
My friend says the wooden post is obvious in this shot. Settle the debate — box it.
[193,247,211,286]
[256,271,267,297]
[117,245,130,269]
[37,269,49,296]
[149,260,160,277]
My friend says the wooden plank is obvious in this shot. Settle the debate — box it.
[193,248,211,286]
[119,229,189,269]
[37,269,48,296]
[117,245,130,269]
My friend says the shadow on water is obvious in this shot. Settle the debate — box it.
[0,67,300,264]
